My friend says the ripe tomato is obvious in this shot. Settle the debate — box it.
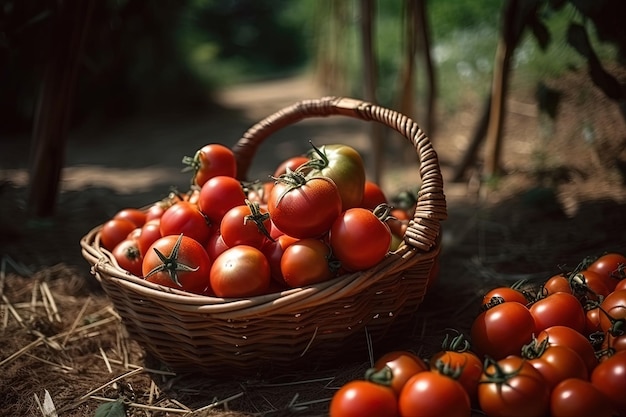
[302,143,366,211]
[535,325,598,373]
[220,201,272,249]
[616,278,626,292]
[210,245,270,298]
[602,332,626,353]
[100,218,138,251]
[142,234,212,295]
[136,219,162,256]
[159,201,212,245]
[183,143,237,187]
[550,378,616,417]
[543,273,572,296]
[591,350,626,415]
[329,207,391,271]
[373,351,428,395]
[478,356,550,417]
[399,370,471,417]
[113,208,147,228]
[599,289,626,336]
[273,155,309,177]
[261,234,298,285]
[522,341,588,389]
[584,305,603,336]
[329,379,398,417]
[360,180,388,210]
[586,252,626,291]
[145,200,168,222]
[268,171,342,239]
[280,238,336,287]
[112,238,143,276]
[529,292,586,334]
[571,270,611,302]
[481,286,529,310]
[198,175,247,224]
[470,301,535,360]
[205,230,229,261]
[430,335,483,405]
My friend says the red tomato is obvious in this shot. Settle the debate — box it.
[571,270,611,302]
[329,380,398,417]
[136,219,162,256]
[198,176,247,224]
[529,292,586,334]
[535,325,598,373]
[280,238,336,287]
[273,155,309,177]
[591,350,626,415]
[210,245,270,298]
[268,171,342,239]
[373,351,428,395]
[616,279,626,292]
[523,342,588,389]
[100,218,138,251]
[599,289,626,336]
[112,238,143,276]
[329,208,391,271]
[478,356,550,417]
[142,234,212,295]
[183,143,237,187]
[550,378,616,417]
[398,371,471,417]
[113,208,147,228]
[543,274,572,296]
[430,350,482,405]
[602,332,626,353]
[159,201,212,245]
[586,252,626,291]
[481,286,529,309]
[584,305,603,336]
[360,180,388,210]
[205,230,229,261]
[220,201,272,249]
[145,200,169,221]
[470,301,536,360]
[245,181,273,206]
[261,234,298,286]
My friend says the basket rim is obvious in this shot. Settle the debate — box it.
[81,223,440,318]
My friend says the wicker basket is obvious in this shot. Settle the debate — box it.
[80,96,447,374]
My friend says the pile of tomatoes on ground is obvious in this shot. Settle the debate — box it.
[329,252,626,417]
[99,142,412,298]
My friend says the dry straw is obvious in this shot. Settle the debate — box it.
[80,97,447,374]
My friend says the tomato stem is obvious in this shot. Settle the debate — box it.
[243,199,275,242]
[143,234,199,287]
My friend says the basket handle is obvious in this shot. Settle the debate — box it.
[232,96,447,252]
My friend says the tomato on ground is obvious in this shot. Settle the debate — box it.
[529,291,586,334]
[210,245,270,298]
[470,301,536,360]
[590,350,626,415]
[535,325,598,373]
[142,234,212,295]
[329,379,398,417]
[398,370,471,417]
[478,356,550,417]
[373,350,428,395]
[550,378,616,417]
[481,285,529,309]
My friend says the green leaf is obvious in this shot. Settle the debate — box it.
[94,399,126,417]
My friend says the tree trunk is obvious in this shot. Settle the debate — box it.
[414,0,436,139]
[360,0,384,184]
[27,0,95,217]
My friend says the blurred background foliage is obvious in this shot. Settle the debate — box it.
[0,0,622,134]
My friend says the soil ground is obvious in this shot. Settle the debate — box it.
[1,69,626,416]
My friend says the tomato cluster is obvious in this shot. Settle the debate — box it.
[104,142,414,298]
[330,252,626,417]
